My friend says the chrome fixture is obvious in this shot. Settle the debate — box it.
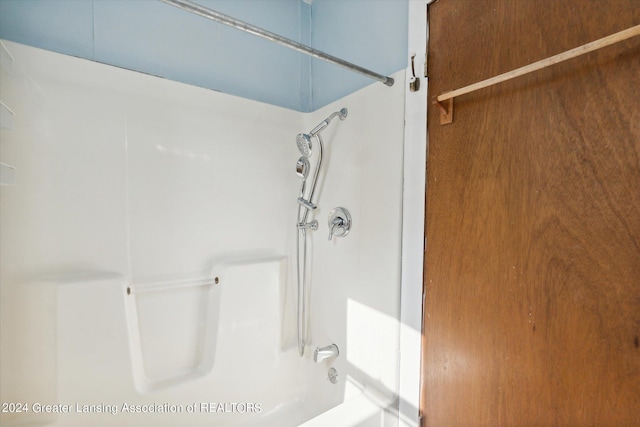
[327,367,339,384]
[296,156,310,200]
[314,344,339,363]
[296,156,310,179]
[159,0,394,87]
[297,197,317,211]
[409,53,421,92]
[305,109,349,139]
[328,207,352,241]
[297,220,318,231]
[295,109,348,357]
[296,108,347,215]
[296,134,313,158]
[296,133,311,157]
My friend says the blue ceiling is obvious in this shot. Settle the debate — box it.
[0,0,407,112]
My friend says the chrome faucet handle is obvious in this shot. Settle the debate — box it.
[328,217,344,240]
[328,207,352,241]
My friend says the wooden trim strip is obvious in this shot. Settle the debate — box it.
[436,24,640,106]
[436,25,640,102]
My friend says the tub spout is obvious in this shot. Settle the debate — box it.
[314,344,339,363]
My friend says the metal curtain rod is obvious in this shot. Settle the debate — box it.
[159,0,395,87]
[434,24,640,124]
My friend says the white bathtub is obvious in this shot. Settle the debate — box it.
[1,257,399,427]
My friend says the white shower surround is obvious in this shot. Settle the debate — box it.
[0,38,415,427]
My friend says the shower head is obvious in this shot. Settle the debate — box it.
[296,108,347,158]
[296,108,348,157]
[296,133,312,157]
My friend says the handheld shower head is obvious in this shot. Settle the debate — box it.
[296,156,310,199]
[296,133,312,157]
[296,156,310,179]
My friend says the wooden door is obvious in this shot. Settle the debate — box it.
[422,1,640,425]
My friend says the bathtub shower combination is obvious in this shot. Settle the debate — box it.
[0,1,423,426]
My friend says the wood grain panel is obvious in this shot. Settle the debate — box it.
[422,1,640,426]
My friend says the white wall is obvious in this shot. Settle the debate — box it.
[0,40,407,426]
[303,70,405,387]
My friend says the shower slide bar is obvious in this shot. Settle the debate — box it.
[434,24,640,125]
[159,0,394,87]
